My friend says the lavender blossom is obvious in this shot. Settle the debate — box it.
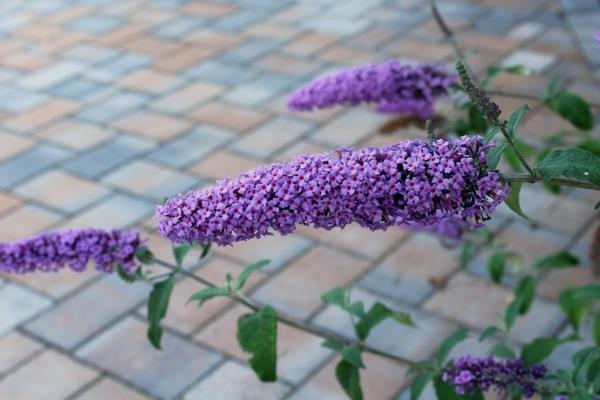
[443,355,547,398]
[155,136,507,246]
[286,60,456,119]
[0,228,141,274]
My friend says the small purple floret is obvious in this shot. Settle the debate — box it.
[155,136,507,246]
[286,60,456,118]
[0,228,141,274]
[443,355,547,398]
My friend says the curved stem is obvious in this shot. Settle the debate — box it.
[431,0,536,177]
[502,173,600,191]
[152,258,425,370]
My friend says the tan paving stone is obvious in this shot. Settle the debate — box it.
[36,120,113,150]
[154,46,216,72]
[75,378,150,400]
[151,81,223,113]
[189,101,270,132]
[0,332,43,376]
[0,350,98,400]
[0,205,61,242]
[113,110,192,141]
[0,132,34,161]
[188,149,261,180]
[118,69,179,93]
[0,191,20,215]
[3,99,79,132]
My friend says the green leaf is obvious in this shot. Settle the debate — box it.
[490,342,516,359]
[199,242,211,260]
[504,296,523,331]
[134,247,154,264]
[549,90,593,131]
[487,251,506,283]
[323,341,365,369]
[172,243,193,267]
[596,200,600,210]
[187,287,229,306]
[521,337,570,367]
[515,275,536,315]
[436,328,468,366]
[504,182,530,220]
[237,305,277,382]
[541,76,561,103]
[459,240,476,269]
[559,289,588,331]
[571,284,600,300]
[483,126,500,143]
[468,104,487,133]
[481,64,531,87]
[410,372,435,400]
[536,148,600,186]
[115,264,145,284]
[486,143,507,170]
[355,302,415,341]
[434,375,484,399]
[594,314,600,347]
[506,105,530,139]
[147,274,176,350]
[321,288,364,318]
[236,259,270,291]
[479,326,502,342]
[534,251,580,270]
[577,137,600,157]
[336,361,363,400]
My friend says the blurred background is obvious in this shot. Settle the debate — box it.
[0,0,599,399]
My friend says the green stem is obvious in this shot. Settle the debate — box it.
[152,258,425,370]
[502,173,600,191]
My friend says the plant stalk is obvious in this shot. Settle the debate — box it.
[152,258,426,370]
[502,174,600,191]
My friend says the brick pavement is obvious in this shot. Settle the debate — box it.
[0,0,599,399]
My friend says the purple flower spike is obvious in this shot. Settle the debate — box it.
[443,355,547,398]
[155,136,507,246]
[0,228,142,274]
[286,60,456,118]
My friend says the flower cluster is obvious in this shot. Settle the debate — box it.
[443,355,547,398]
[0,228,141,274]
[286,60,456,119]
[155,136,507,246]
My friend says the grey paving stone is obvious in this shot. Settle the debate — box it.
[25,275,149,350]
[67,15,123,34]
[51,77,108,101]
[0,284,51,336]
[0,144,71,189]
[64,134,154,178]
[0,85,46,112]
[149,125,234,168]
[185,60,255,85]
[91,52,153,80]
[77,317,222,399]
[64,44,121,65]
[153,15,207,39]
[213,8,269,30]
[76,91,150,123]
[220,38,281,64]
[20,61,85,90]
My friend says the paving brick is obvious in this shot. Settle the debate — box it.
[113,110,192,141]
[0,191,20,215]
[64,43,120,64]
[150,81,223,114]
[196,304,331,383]
[189,101,270,132]
[312,109,381,146]
[20,61,84,90]
[77,317,222,400]
[0,205,61,241]
[75,378,149,400]
[290,353,409,400]
[0,131,33,161]
[64,134,154,178]
[0,283,51,336]
[77,91,150,123]
[359,233,458,304]
[285,32,339,56]
[149,125,234,168]
[16,170,109,213]
[0,350,98,400]
[183,361,291,400]
[118,69,180,94]
[424,273,564,343]
[313,289,455,360]
[154,46,216,72]
[68,15,123,34]
[59,193,153,229]
[153,15,206,39]
[26,275,149,350]
[51,77,109,102]
[247,22,300,40]
[0,332,42,376]
[457,33,520,55]
[502,49,557,73]
[185,60,255,85]
[184,29,243,50]
[3,99,79,132]
[538,266,600,301]
[11,267,97,299]
[390,38,454,62]
[36,120,113,150]
[257,53,321,77]
[0,85,47,112]
[0,51,52,71]
[318,45,375,65]
[103,160,198,200]
[231,116,312,158]
[251,246,369,320]
[91,52,152,81]
[182,2,237,17]
[188,150,262,180]
[120,35,180,57]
